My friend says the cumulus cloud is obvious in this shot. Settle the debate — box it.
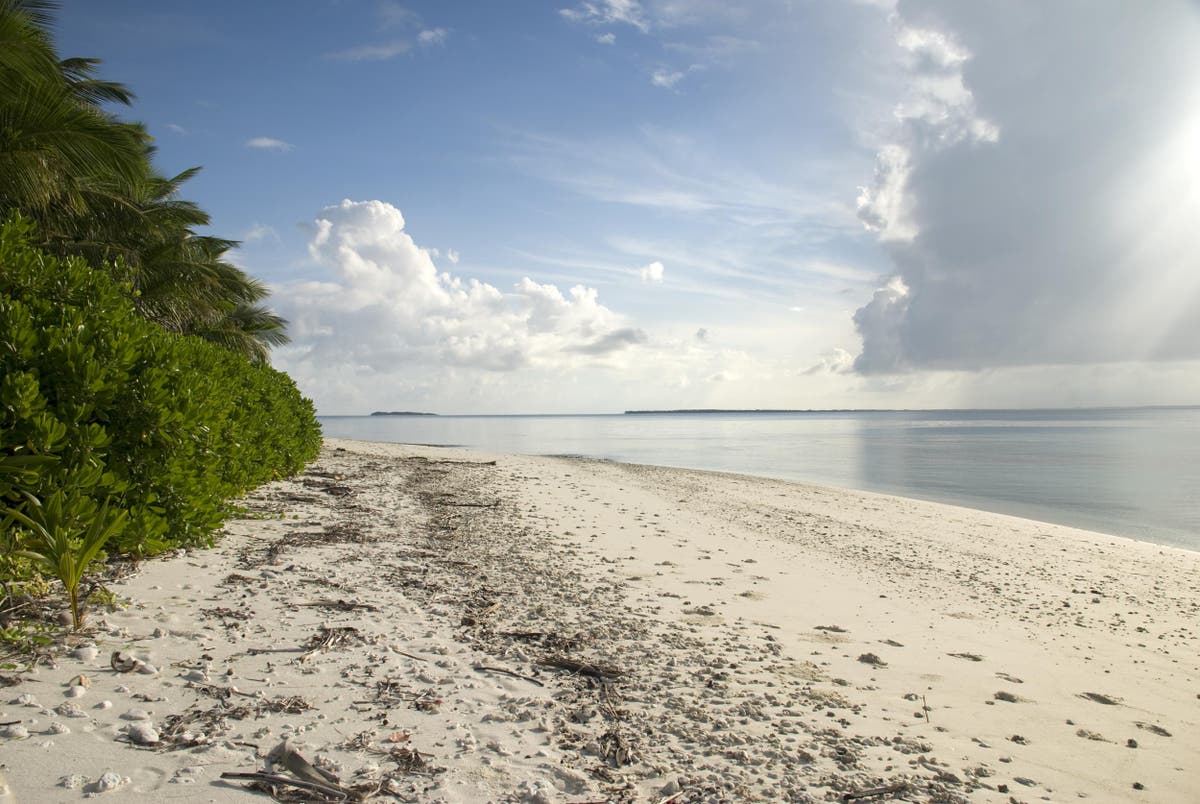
[639,260,665,283]
[596,32,616,44]
[245,136,293,151]
[853,1,1200,374]
[276,200,648,378]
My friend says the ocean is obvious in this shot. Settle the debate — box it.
[318,407,1200,550]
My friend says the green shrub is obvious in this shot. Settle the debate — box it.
[0,217,321,575]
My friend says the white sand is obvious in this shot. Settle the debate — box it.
[2,438,1197,802]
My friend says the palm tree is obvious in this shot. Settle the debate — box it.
[0,1,146,229]
[0,0,290,363]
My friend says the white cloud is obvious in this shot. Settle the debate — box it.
[327,40,412,61]
[804,347,855,375]
[639,260,665,283]
[446,248,460,264]
[560,0,649,32]
[650,68,684,89]
[242,223,279,243]
[165,122,187,134]
[418,27,448,46]
[596,32,616,44]
[245,137,294,151]
[277,200,648,379]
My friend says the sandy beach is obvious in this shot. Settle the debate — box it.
[2,437,1197,802]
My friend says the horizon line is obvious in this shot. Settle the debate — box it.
[319,403,1200,417]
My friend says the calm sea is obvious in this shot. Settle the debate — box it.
[319,408,1200,551]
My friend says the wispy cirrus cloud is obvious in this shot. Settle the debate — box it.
[327,40,411,61]
[242,223,280,243]
[327,4,448,61]
[559,0,649,33]
[245,136,293,151]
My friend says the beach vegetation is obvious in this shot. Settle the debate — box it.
[0,220,321,602]
[0,0,322,634]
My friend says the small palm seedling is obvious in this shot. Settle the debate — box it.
[6,492,128,631]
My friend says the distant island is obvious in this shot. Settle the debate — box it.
[624,408,891,415]
[369,411,438,416]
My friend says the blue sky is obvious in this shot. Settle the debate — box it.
[56,1,1200,413]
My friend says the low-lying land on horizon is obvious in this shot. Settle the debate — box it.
[2,438,1195,802]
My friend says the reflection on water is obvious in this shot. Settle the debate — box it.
[319,408,1200,550]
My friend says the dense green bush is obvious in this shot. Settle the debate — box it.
[0,217,321,567]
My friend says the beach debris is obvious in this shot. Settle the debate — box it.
[538,656,625,680]
[840,781,909,801]
[1076,729,1107,741]
[993,691,1021,703]
[109,651,139,673]
[472,664,545,687]
[293,598,379,613]
[599,726,636,767]
[85,771,129,795]
[109,651,156,674]
[1,724,29,739]
[947,652,984,662]
[1078,691,1122,705]
[301,625,369,659]
[55,701,88,718]
[1135,722,1171,737]
[814,624,848,633]
[267,740,341,786]
[125,721,160,745]
[221,739,370,802]
[857,653,887,666]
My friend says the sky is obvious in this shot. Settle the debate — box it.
[56,0,1200,414]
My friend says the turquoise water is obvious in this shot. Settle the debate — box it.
[319,408,1200,550]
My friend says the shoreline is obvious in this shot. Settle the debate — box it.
[2,438,1196,801]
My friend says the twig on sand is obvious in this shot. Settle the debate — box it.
[658,792,688,804]
[841,782,909,801]
[219,771,362,802]
[293,599,380,613]
[472,664,544,687]
[538,656,625,680]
